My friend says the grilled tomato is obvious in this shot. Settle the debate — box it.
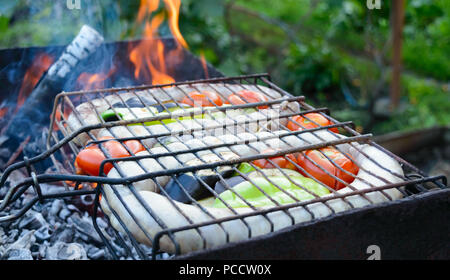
[252,148,298,170]
[227,90,269,109]
[287,113,339,133]
[296,147,358,190]
[180,91,223,107]
[75,136,145,176]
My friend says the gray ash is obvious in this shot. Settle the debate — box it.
[0,169,142,260]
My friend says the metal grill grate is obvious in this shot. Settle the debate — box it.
[0,73,447,259]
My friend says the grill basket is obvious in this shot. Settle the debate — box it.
[0,73,447,259]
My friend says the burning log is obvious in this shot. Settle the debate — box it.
[0,25,104,166]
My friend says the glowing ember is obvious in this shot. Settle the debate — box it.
[130,0,188,85]
[15,53,54,113]
[0,107,8,119]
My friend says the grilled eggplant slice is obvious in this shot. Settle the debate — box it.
[165,152,237,203]
[214,176,247,195]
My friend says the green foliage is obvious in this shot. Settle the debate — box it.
[0,0,448,135]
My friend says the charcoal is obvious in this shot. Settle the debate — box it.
[21,194,36,207]
[1,173,120,260]
[67,204,82,214]
[2,229,19,244]
[110,241,127,257]
[70,216,102,245]
[50,226,75,243]
[13,199,22,209]
[40,183,66,195]
[32,202,45,212]
[30,244,41,259]
[58,208,71,220]
[0,227,4,243]
[19,212,47,230]
[46,242,87,260]
[39,241,49,258]
[34,225,53,242]
[87,247,105,260]
[2,230,35,259]
[5,248,33,260]
[49,199,64,216]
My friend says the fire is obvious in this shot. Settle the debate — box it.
[130,0,188,85]
[163,0,188,49]
[199,50,210,79]
[137,0,159,23]
[76,67,116,90]
[15,53,53,113]
[0,107,8,119]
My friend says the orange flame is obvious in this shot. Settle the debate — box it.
[16,53,53,113]
[130,0,188,85]
[76,67,116,90]
[163,0,188,49]
[137,0,160,23]
[199,50,209,79]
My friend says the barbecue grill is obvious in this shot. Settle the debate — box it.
[0,73,448,260]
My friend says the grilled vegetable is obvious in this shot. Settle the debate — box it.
[151,102,191,113]
[287,113,339,133]
[234,162,256,175]
[246,168,304,179]
[101,106,204,126]
[296,147,359,190]
[180,91,223,107]
[154,135,195,147]
[101,107,158,122]
[110,96,157,109]
[227,90,269,109]
[214,176,247,194]
[252,148,298,170]
[219,168,307,195]
[110,97,191,112]
[213,176,330,208]
[165,152,238,203]
[75,136,145,176]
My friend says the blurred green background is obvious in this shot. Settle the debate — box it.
[0,0,448,135]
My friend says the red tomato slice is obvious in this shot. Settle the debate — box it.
[75,136,145,176]
[75,148,108,176]
[296,147,358,190]
[180,91,223,107]
[228,90,268,109]
[252,148,297,170]
[287,113,339,133]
